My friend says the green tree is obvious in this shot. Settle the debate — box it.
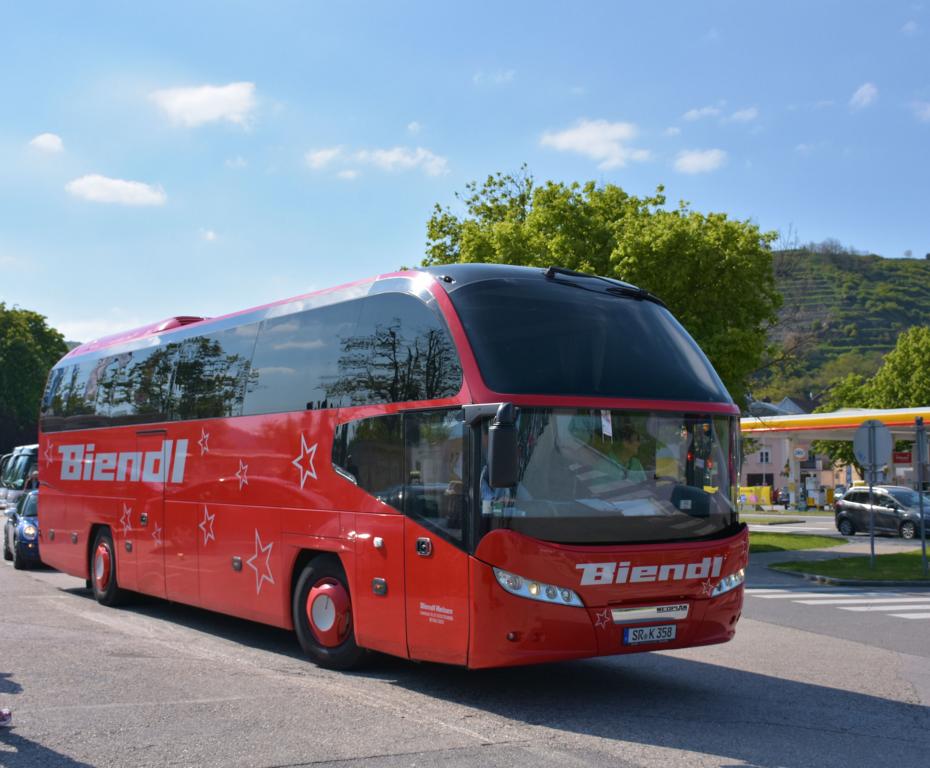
[814,327,930,470]
[425,168,780,403]
[0,303,68,449]
[869,326,930,407]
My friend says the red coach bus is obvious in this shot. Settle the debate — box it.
[38,264,747,669]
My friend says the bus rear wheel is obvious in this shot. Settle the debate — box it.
[91,529,129,606]
[293,555,367,670]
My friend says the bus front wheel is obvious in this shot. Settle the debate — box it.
[293,555,367,670]
[91,528,129,607]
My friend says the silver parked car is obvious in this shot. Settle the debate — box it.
[834,485,930,539]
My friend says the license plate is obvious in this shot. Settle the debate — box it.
[623,624,677,645]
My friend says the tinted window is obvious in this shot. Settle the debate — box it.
[246,301,362,414]
[326,293,461,406]
[173,325,259,419]
[332,415,404,500]
[41,290,462,432]
[447,277,730,401]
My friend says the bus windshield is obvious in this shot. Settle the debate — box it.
[478,408,739,545]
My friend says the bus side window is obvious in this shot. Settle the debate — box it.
[332,415,404,503]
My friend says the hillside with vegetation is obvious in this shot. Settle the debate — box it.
[753,244,930,403]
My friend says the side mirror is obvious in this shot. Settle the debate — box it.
[488,403,519,488]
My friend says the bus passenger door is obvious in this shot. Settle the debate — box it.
[402,410,470,665]
[135,430,168,598]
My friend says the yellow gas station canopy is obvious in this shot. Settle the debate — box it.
[740,407,930,442]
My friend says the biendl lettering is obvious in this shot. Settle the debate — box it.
[58,440,188,484]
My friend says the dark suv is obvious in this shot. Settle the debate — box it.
[834,485,930,539]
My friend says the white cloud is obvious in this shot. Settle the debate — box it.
[354,146,448,176]
[473,70,515,86]
[913,101,930,122]
[664,126,681,136]
[407,121,421,134]
[728,107,758,123]
[849,82,878,110]
[65,174,166,206]
[305,146,343,169]
[225,155,247,168]
[29,132,64,153]
[304,145,448,177]
[683,105,721,121]
[674,149,727,174]
[150,82,256,127]
[55,312,147,343]
[201,229,217,241]
[540,119,650,169]
[902,20,919,35]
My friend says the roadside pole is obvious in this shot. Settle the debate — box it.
[917,417,928,577]
[854,420,893,571]
[868,423,876,568]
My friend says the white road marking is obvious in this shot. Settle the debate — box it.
[795,596,930,606]
[889,612,930,619]
[839,604,930,612]
[750,591,886,600]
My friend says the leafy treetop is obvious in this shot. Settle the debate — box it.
[425,167,781,404]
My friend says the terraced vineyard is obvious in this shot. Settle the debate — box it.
[766,250,930,392]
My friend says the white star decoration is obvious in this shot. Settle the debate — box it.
[291,434,318,489]
[700,579,715,597]
[120,504,133,534]
[152,523,162,547]
[246,529,274,594]
[198,429,210,456]
[199,506,215,546]
[594,609,612,629]
[235,460,249,490]
[43,443,53,467]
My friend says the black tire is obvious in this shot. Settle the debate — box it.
[90,528,129,606]
[11,537,27,570]
[900,521,917,540]
[838,517,855,537]
[293,555,367,670]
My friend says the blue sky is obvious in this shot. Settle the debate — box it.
[1,1,928,342]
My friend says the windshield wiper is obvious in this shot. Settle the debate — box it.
[543,266,666,308]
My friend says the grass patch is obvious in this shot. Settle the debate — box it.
[749,532,845,553]
[740,508,834,517]
[771,550,930,581]
[745,517,806,525]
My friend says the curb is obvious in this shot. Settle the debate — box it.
[767,565,930,588]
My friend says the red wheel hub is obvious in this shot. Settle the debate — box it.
[94,542,112,591]
[305,578,351,648]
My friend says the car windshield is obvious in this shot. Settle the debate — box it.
[478,408,740,545]
[890,489,930,508]
[17,493,38,517]
[5,456,36,490]
[3,456,29,489]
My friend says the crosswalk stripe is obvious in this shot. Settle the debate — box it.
[751,591,895,600]
[795,597,930,606]
[839,604,930,612]
[889,612,930,619]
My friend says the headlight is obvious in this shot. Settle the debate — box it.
[493,567,584,607]
[710,568,745,598]
[22,524,38,540]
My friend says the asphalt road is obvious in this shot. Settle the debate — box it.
[1,561,929,768]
